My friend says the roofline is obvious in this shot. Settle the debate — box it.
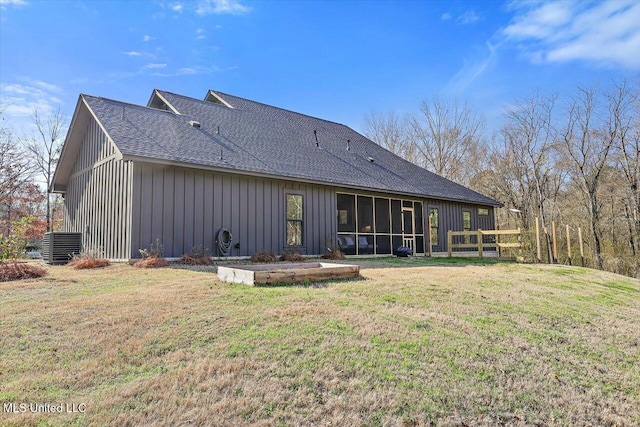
[50,95,83,193]
[205,90,234,109]
[121,153,502,206]
[50,95,124,193]
[161,88,352,130]
[148,89,182,114]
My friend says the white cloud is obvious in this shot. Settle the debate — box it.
[31,79,62,93]
[0,0,28,8]
[171,3,183,12]
[441,12,451,21]
[144,63,167,69]
[0,80,64,120]
[196,0,251,16]
[196,28,206,40]
[457,10,481,25]
[177,67,197,75]
[142,35,154,42]
[152,65,221,77]
[122,51,142,57]
[502,0,640,70]
[446,42,498,93]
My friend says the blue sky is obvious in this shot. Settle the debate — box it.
[1,0,638,136]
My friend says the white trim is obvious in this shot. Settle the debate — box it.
[152,90,181,115]
[68,153,120,180]
[205,90,234,109]
[82,97,125,164]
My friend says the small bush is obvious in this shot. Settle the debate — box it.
[68,253,111,270]
[179,246,212,266]
[251,250,278,263]
[280,251,307,262]
[0,261,48,282]
[134,257,169,268]
[134,240,169,268]
[321,247,346,260]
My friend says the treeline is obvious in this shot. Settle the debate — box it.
[0,107,65,259]
[363,79,639,278]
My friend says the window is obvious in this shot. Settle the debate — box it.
[478,207,489,216]
[463,210,471,244]
[429,208,439,246]
[463,211,471,231]
[286,194,303,246]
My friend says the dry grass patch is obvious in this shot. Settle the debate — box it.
[1,262,639,426]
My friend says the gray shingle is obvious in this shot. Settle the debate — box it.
[83,90,499,206]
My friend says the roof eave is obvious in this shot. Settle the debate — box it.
[120,153,501,206]
[50,95,125,194]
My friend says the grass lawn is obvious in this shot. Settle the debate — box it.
[1,260,639,426]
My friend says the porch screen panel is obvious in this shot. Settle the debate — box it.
[375,198,390,233]
[337,194,355,233]
[357,196,374,233]
[391,200,402,234]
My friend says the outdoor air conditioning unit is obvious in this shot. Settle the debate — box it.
[42,232,82,265]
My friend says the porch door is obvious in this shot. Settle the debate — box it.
[402,207,415,252]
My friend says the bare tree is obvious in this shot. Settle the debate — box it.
[23,108,66,232]
[409,97,486,185]
[561,85,626,270]
[613,81,640,258]
[362,111,417,163]
[501,93,563,261]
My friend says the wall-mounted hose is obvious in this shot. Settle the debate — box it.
[216,228,233,257]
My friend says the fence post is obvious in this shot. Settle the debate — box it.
[518,227,522,260]
[535,217,542,263]
[447,231,452,257]
[578,227,584,267]
[552,221,558,263]
[566,224,572,266]
[477,229,483,258]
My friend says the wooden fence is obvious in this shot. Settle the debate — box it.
[447,229,522,259]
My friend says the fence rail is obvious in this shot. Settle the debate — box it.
[447,228,522,258]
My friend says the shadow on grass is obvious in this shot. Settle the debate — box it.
[254,275,367,289]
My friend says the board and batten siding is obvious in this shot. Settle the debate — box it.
[425,199,495,252]
[130,163,337,258]
[63,118,133,260]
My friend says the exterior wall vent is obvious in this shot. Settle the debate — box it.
[189,120,201,128]
[42,232,82,265]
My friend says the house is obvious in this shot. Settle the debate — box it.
[50,89,500,260]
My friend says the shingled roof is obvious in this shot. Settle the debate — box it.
[59,89,499,206]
